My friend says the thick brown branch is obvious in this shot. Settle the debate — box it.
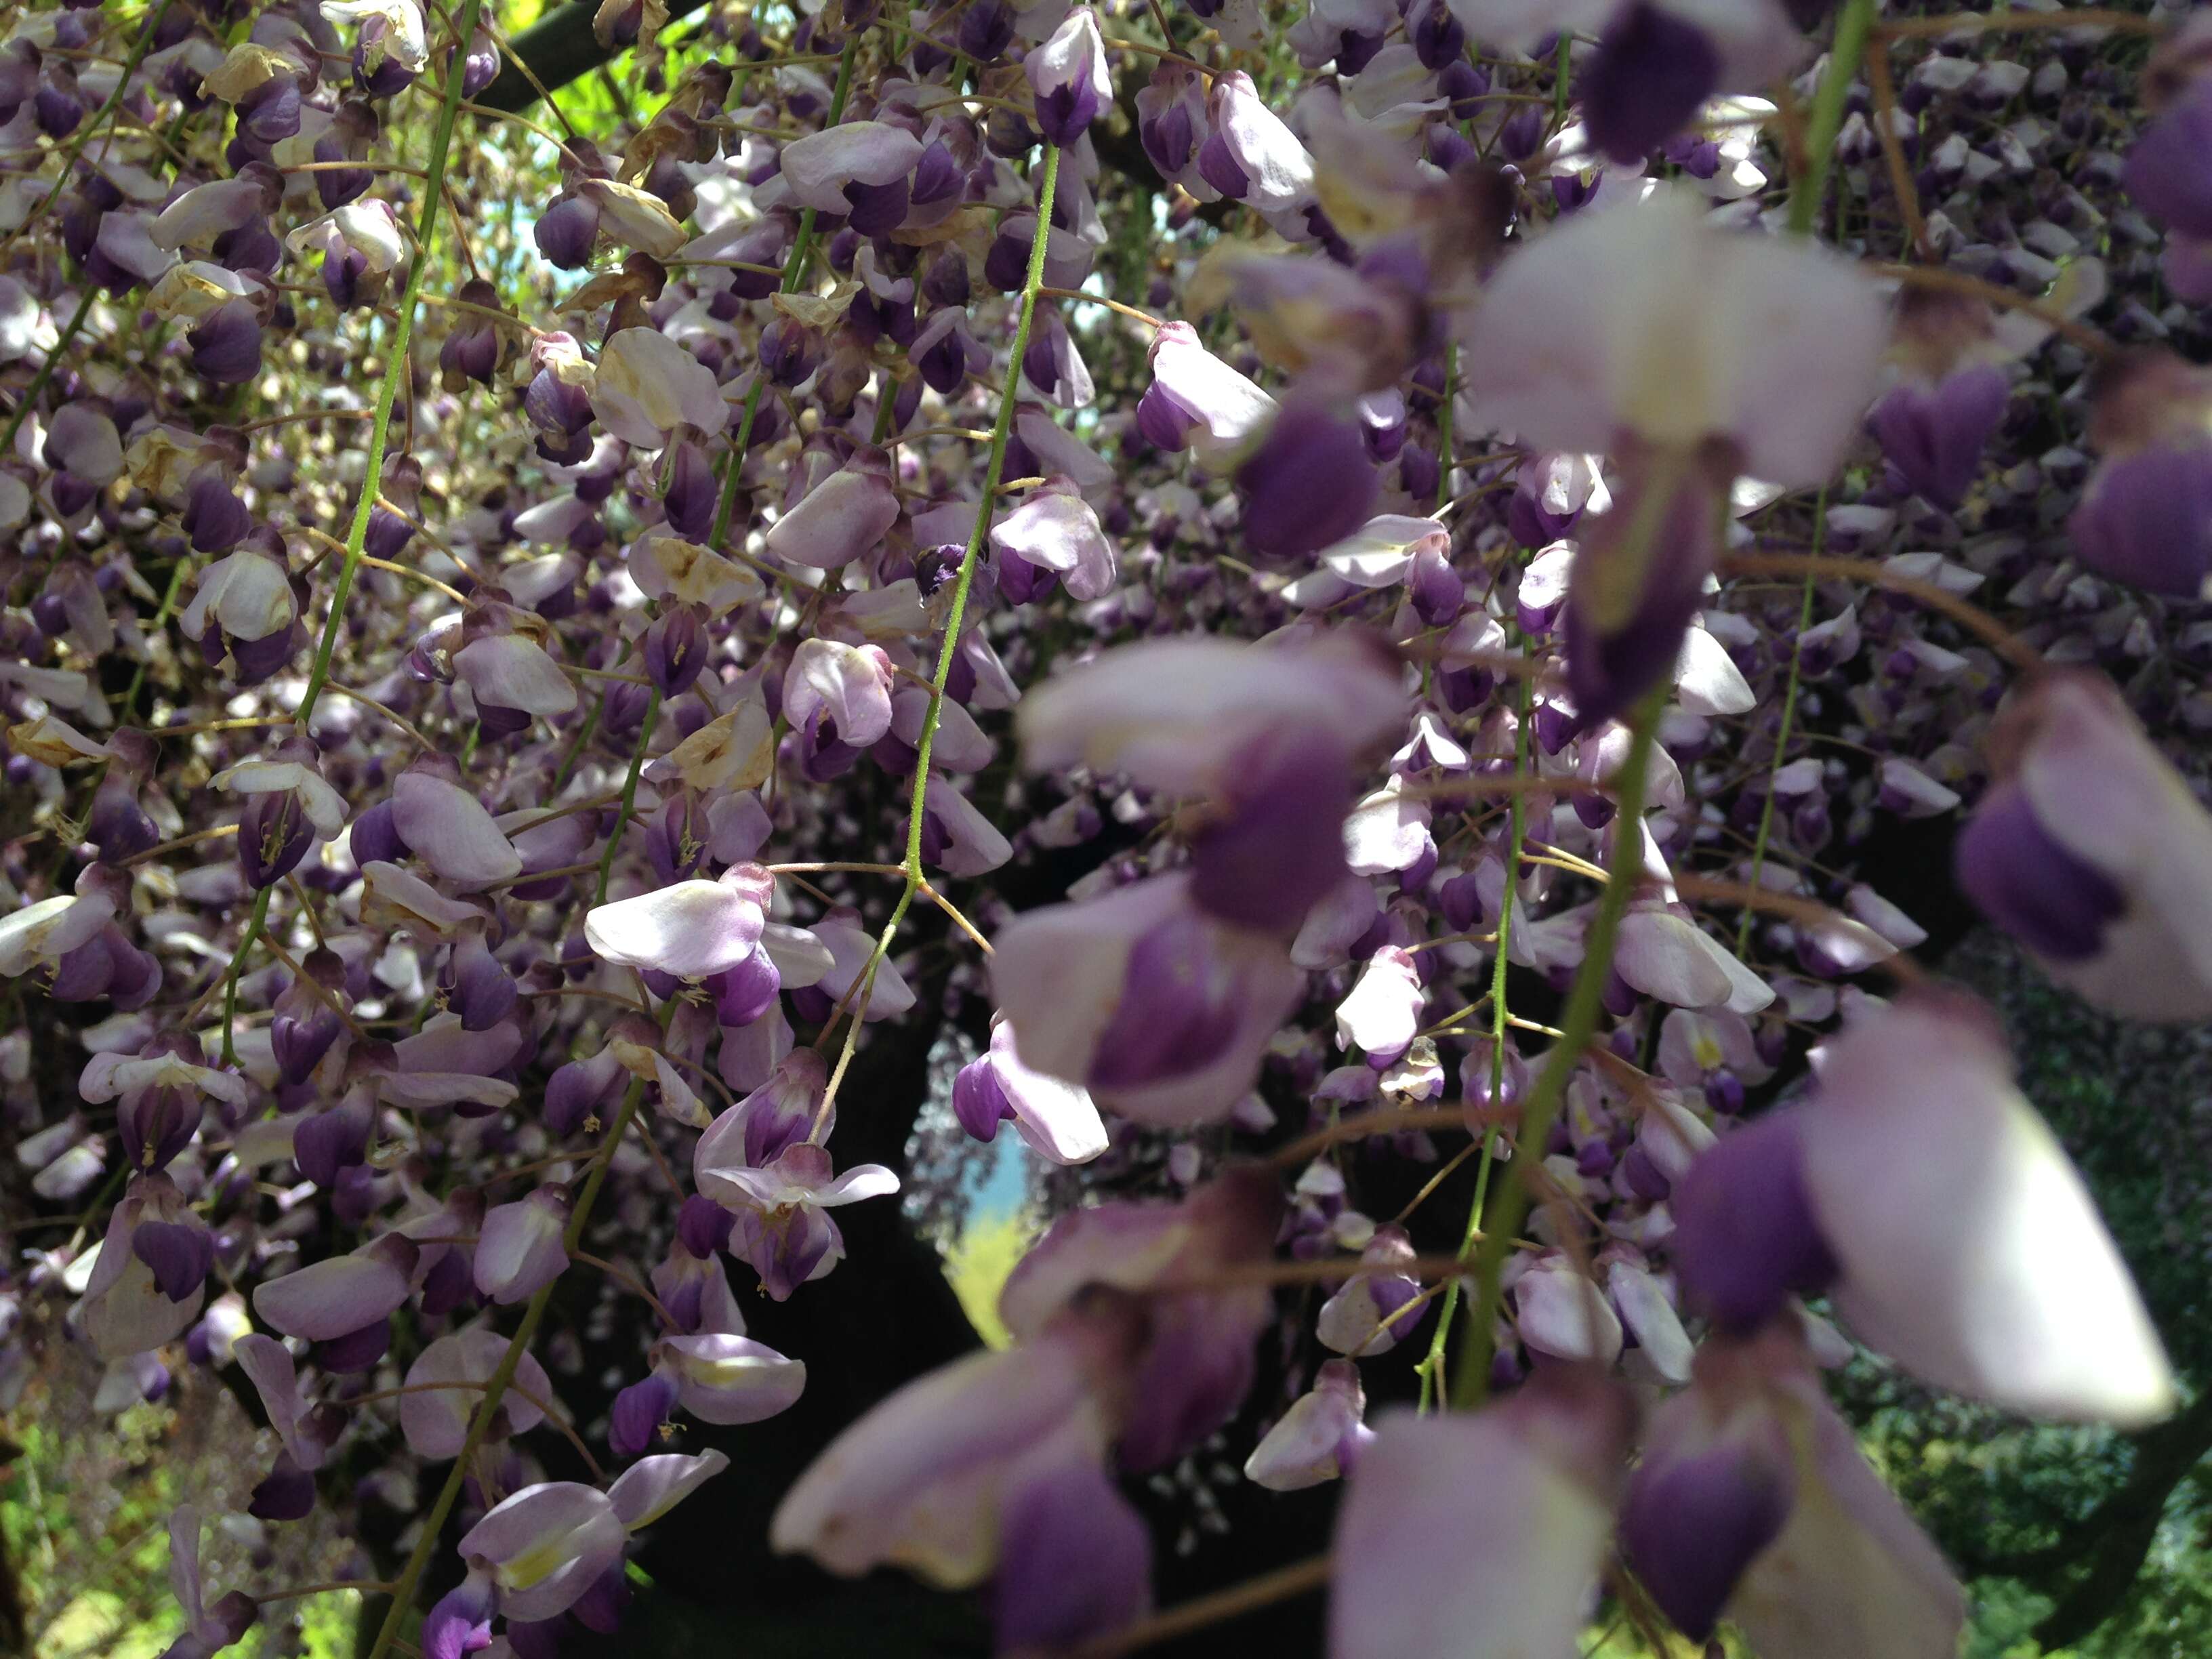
[475,0,711,112]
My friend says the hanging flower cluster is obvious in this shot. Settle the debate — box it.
[3,0,2210,1656]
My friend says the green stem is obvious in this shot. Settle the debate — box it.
[218,886,274,1066]
[813,144,1063,1130]
[1418,659,1531,1411]
[550,690,604,794]
[1418,352,1456,705]
[1449,683,1668,1410]
[119,553,192,716]
[293,0,487,733]
[1433,346,1454,515]
[361,1080,645,1659]
[904,142,1061,878]
[1786,0,1878,238]
[1738,488,1826,956]
[594,692,662,905]
[0,289,93,457]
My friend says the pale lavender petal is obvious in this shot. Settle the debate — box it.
[473,1189,571,1305]
[402,1327,554,1460]
[585,878,768,979]
[251,1250,411,1341]
[1799,995,2174,1423]
[458,1482,627,1621]
[770,1332,1107,1586]
[763,456,900,571]
[659,1332,807,1424]
[1244,1360,1367,1490]
[779,122,924,213]
[607,1449,731,1530]
[392,771,521,889]
[1330,1389,1625,1659]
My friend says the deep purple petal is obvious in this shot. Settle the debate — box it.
[1670,1113,1838,1333]
[1954,782,2127,962]
[1582,2,1721,165]
[994,1458,1152,1652]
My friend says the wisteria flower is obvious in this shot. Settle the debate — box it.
[991,476,1119,601]
[1330,1372,1632,1659]
[1956,670,2212,1021]
[998,1168,1283,1471]
[991,874,1303,1126]
[451,1481,628,1622]
[162,1507,258,1659]
[1461,188,1885,720]
[952,1015,1109,1165]
[1026,8,1111,147]
[2069,351,2212,600]
[79,1174,212,1361]
[214,741,348,890]
[1018,630,1403,928]
[653,1329,809,1425]
[474,1187,572,1305]
[1139,321,1279,472]
[233,1334,340,1517]
[1244,1359,1371,1490]
[320,0,428,73]
[1573,0,1808,163]
[763,449,901,571]
[1621,1331,1965,1653]
[80,1042,249,1174]
[697,1141,899,1300]
[399,1325,556,1460]
[592,327,727,448]
[390,762,521,889]
[771,1311,1125,1585]
[778,121,924,223]
[585,865,773,979]
[1672,992,2174,1424]
[251,1233,417,1359]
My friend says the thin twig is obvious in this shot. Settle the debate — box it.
[1269,1103,1511,1167]
[1098,35,1221,79]
[1070,1555,1332,1657]
[238,407,377,434]
[626,1109,687,1200]
[123,823,240,865]
[252,1580,393,1605]
[1865,40,1929,260]
[1871,262,2114,358]
[917,879,993,954]
[572,1250,678,1328]
[342,1378,603,1480]
[316,682,437,751]
[1676,872,1926,984]
[1718,550,2043,672]
[1038,286,1164,330]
